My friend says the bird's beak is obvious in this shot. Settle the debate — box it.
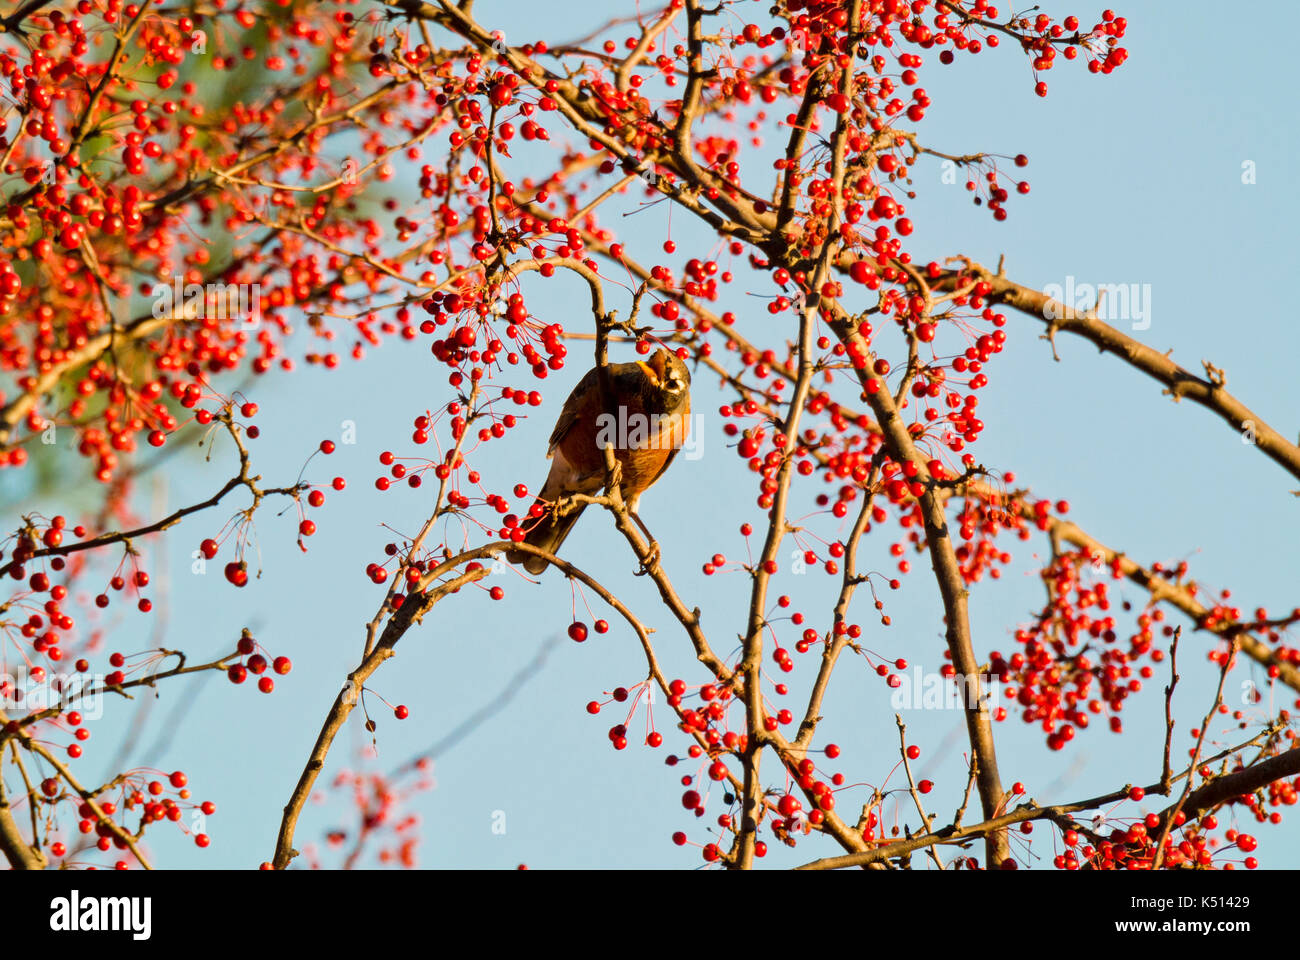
[647,349,669,382]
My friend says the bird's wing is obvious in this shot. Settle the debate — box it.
[547,362,650,455]
[546,366,601,455]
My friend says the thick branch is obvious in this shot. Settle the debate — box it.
[945,262,1300,484]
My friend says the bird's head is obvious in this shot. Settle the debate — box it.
[645,347,691,400]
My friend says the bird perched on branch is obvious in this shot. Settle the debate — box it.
[507,347,691,575]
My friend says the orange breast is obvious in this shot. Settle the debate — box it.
[654,400,690,450]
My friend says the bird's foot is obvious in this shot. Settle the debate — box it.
[635,540,661,577]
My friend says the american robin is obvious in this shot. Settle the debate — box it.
[506,347,691,574]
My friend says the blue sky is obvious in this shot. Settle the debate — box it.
[6,1,1297,870]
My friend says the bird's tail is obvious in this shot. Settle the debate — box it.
[506,498,587,575]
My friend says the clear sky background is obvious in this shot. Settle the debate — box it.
[5,0,1298,870]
